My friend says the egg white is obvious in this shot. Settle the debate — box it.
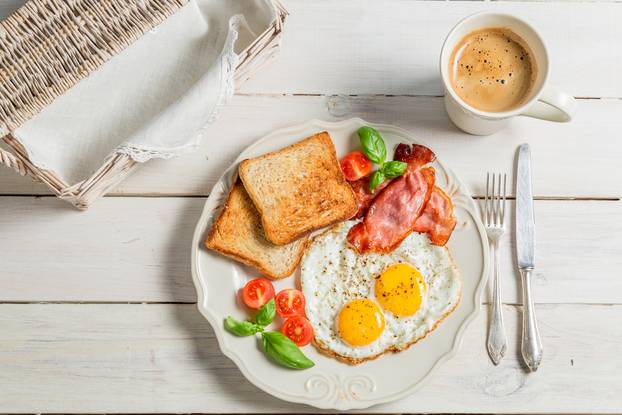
[300,220,462,362]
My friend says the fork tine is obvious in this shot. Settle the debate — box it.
[501,173,507,224]
[485,173,490,225]
[497,173,502,226]
[490,173,499,225]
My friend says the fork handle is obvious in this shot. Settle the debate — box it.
[520,268,543,371]
[487,241,507,365]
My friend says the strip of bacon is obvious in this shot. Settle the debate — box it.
[396,144,456,246]
[412,186,457,246]
[394,143,436,169]
[347,166,435,253]
[349,175,391,219]
[349,143,437,219]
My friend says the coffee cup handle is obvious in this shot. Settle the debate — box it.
[520,87,577,122]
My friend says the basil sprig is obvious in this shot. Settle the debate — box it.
[262,331,315,370]
[223,298,314,370]
[382,160,408,178]
[254,297,276,326]
[224,298,275,336]
[224,316,262,336]
[358,126,386,164]
[369,170,385,193]
[357,126,408,191]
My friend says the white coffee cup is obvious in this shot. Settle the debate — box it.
[440,12,576,135]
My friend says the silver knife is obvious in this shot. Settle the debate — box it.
[516,143,543,371]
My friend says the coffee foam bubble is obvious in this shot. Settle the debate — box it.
[449,27,536,112]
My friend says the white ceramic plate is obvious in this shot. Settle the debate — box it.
[191,118,488,410]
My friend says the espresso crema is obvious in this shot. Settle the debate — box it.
[449,28,537,112]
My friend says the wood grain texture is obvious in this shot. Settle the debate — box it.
[239,0,622,97]
[0,196,203,302]
[0,303,620,413]
[0,1,620,413]
[0,196,620,304]
[1,95,620,198]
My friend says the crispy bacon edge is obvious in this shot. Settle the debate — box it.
[394,143,436,168]
[412,186,457,246]
[348,143,437,219]
[348,176,391,219]
[347,166,436,254]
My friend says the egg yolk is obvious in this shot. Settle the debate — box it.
[337,298,385,347]
[375,263,426,317]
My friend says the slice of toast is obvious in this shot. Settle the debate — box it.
[206,180,307,280]
[238,131,358,245]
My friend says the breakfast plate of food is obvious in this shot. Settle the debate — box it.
[191,118,488,410]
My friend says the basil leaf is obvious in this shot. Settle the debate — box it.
[357,126,386,165]
[369,170,385,192]
[255,298,276,327]
[224,316,261,336]
[261,331,315,370]
[382,160,408,178]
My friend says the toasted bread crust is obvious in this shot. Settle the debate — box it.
[206,181,308,280]
[239,131,358,245]
[205,243,305,280]
[312,285,462,364]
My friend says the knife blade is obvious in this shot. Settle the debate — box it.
[515,143,542,371]
[516,143,535,269]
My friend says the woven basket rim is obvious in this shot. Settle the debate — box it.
[0,0,288,210]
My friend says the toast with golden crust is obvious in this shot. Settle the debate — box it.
[238,131,357,245]
[205,180,308,280]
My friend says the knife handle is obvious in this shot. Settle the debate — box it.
[520,268,543,371]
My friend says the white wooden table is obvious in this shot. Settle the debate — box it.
[1,0,621,413]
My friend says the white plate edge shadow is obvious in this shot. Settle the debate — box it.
[190,117,490,410]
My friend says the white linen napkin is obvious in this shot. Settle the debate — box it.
[13,0,276,185]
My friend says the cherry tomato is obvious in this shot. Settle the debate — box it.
[340,151,372,181]
[241,278,275,309]
[282,316,314,347]
[275,289,306,318]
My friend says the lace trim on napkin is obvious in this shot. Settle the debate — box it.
[115,15,244,163]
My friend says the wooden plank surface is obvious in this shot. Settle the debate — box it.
[1,96,621,198]
[0,196,620,304]
[0,303,620,413]
[1,0,621,413]
[0,196,202,303]
[240,0,622,98]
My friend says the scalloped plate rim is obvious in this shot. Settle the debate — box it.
[190,117,489,410]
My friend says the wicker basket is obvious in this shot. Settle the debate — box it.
[0,0,287,210]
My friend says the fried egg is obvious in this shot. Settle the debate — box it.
[300,220,462,363]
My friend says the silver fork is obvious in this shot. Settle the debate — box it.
[484,172,508,365]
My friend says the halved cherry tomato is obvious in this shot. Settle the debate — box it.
[282,316,314,347]
[340,151,372,181]
[275,289,306,318]
[241,278,275,309]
